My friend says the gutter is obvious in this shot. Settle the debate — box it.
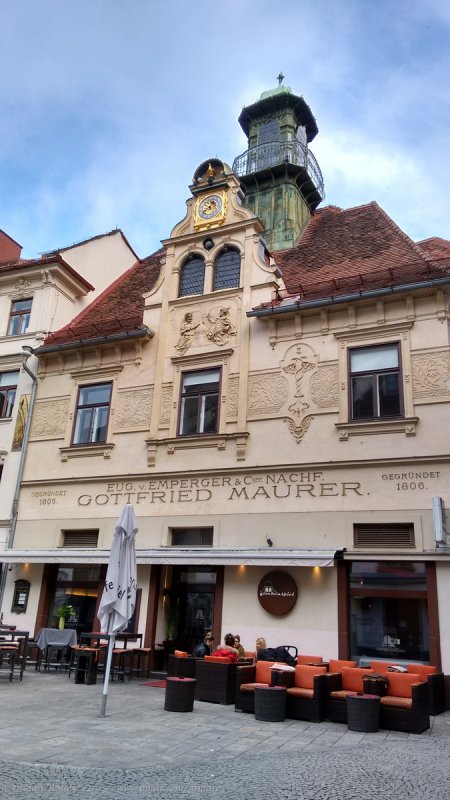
[247,276,450,317]
[0,347,38,612]
[36,326,153,355]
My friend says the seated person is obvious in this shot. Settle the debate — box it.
[213,633,239,662]
[255,637,266,660]
[191,633,214,658]
[234,634,245,659]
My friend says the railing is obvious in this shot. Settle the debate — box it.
[232,140,324,199]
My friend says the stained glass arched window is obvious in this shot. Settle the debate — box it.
[179,255,205,297]
[213,248,240,291]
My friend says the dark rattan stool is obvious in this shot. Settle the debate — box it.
[254,686,287,722]
[164,677,197,712]
[347,692,380,732]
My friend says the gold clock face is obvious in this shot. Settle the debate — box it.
[198,194,222,219]
[194,191,227,229]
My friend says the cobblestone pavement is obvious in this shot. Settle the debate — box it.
[1,672,449,799]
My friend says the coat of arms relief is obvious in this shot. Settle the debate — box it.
[174,307,237,354]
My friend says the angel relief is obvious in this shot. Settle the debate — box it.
[204,307,236,346]
[175,307,236,354]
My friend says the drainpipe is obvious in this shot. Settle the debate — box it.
[0,346,38,612]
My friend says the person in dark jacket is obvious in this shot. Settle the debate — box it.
[191,633,214,657]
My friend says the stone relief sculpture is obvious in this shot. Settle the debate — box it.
[248,373,289,416]
[227,376,239,419]
[204,307,236,346]
[310,365,339,407]
[31,399,70,438]
[175,312,201,354]
[114,389,153,431]
[412,352,450,398]
[174,307,237,354]
[281,344,318,444]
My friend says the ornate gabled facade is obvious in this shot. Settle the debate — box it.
[1,86,450,695]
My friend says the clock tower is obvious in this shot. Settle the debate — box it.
[232,77,324,251]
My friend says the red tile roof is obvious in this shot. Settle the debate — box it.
[43,251,163,346]
[268,203,450,305]
[417,237,450,264]
[0,230,22,263]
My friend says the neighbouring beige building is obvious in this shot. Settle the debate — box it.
[0,229,139,607]
[2,84,450,694]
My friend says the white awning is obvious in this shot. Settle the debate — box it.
[0,547,339,567]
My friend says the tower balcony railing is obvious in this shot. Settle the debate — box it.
[232,140,324,200]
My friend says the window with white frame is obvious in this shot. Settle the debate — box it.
[0,371,19,418]
[178,369,220,435]
[349,343,402,420]
[7,299,32,335]
[72,383,112,445]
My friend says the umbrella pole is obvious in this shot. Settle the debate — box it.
[100,624,115,717]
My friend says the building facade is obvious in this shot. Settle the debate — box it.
[1,86,450,692]
[0,230,139,609]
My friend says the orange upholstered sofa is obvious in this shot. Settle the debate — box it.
[369,660,445,715]
[285,664,328,721]
[364,671,430,733]
[326,667,374,723]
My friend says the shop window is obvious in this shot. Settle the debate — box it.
[61,530,99,548]
[0,371,19,418]
[349,343,402,420]
[213,248,240,290]
[349,561,429,663]
[7,299,32,335]
[171,528,213,546]
[11,579,30,613]
[179,255,205,297]
[178,369,220,435]
[72,382,112,445]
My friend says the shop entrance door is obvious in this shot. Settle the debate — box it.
[172,567,217,653]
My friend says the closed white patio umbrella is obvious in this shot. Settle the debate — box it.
[97,503,138,717]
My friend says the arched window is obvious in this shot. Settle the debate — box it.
[179,255,205,297]
[213,248,240,291]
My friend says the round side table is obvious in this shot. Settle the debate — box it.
[347,692,380,732]
[254,686,287,722]
[164,677,197,712]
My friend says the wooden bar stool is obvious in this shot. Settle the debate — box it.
[130,647,152,680]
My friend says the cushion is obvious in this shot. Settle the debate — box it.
[407,664,437,679]
[380,695,413,710]
[255,660,277,684]
[386,672,421,698]
[297,655,323,665]
[294,664,327,689]
[341,667,374,693]
[240,682,269,692]
[286,687,314,698]
[244,651,256,659]
[329,659,357,672]
[329,689,352,700]
[174,650,188,658]
[369,661,394,675]
[204,656,230,664]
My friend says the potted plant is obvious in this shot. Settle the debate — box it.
[55,604,76,630]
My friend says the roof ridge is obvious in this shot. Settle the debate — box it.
[372,202,432,266]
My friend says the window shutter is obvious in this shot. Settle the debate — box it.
[354,524,415,549]
[62,530,99,548]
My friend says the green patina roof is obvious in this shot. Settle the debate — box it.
[259,85,292,101]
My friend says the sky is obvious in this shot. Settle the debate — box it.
[1,0,449,260]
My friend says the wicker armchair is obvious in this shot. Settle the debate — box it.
[195,658,238,704]
[365,672,430,734]
[286,665,328,722]
[167,654,198,679]
[326,667,375,723]
[369,660,445,716]
[235,660,277,712]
